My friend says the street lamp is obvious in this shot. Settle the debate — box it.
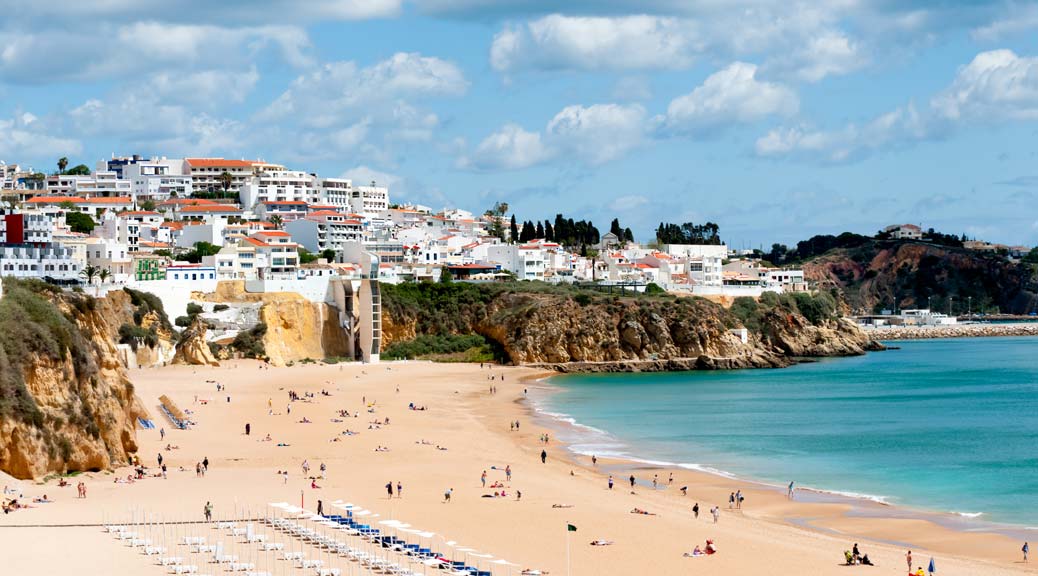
[967,296,972,318]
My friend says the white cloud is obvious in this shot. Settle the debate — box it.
[0,112,80,159]
[0,1,400,23]
[664,62,798,132]
[786,31,866,82]
[463,103,647,170]
[490,15,699,72]
[755,105,927,163]
[931,49,1038,121]
[150,67,260,106]
[465,124,550,171]
[487,8,868,82]
[547,103,648,164]
[262,52,467,128]
[0,23,310,83]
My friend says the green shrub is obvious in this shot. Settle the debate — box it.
[230,323,267,358]
[123,288,171,330]
[174,316,193,328]
[118,323,158,351]
[213,304,229,312]
[186,303,203,316]
[644,282,666,295]
[381,334,504,362]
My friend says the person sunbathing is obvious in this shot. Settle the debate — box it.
[683,545,704,557]
[552,504,574,508]
[299,417,312,423]
[33,495,52,503]
[263,434,272,441]
[704,540,717,555]
[589,540,613,546]
[630,508,655,515]
[58,479,68,487]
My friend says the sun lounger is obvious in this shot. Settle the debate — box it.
[144,546,167,555]
[130,538,152,547]
[317,569,342,576]
[214,554,238,564]
[159,556,183,566]
[192,544,217,554]
[228,562,255,572]
[170,564,198,574]
[182,536,206,545]
[217,521,237,530]
[281,551,305,561]
[261,542,284,552]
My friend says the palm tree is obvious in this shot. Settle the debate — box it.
[217,171,233,197]
[80,265,99,286]
[268,214,283,228]
[57,157,68,175]
[98,268,111,285]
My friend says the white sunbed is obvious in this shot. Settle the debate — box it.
[169,565,198,574]
[229,562,255,572]
[144,546,167,555]
[192,544,217,554]
[214,554,238,564]
[159,556,183,566]
[281,551,305,561]
[317,569,342,576]
[182,536,206,545]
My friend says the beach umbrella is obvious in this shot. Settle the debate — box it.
[928,557,936,575]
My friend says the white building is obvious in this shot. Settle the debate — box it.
[242,230,299,278]
[0,212,81,282]
[663,244,727,286]
[284,211,363,255]
[350,182,390,218]
[184,158,270,195]
[318,178,353,209]
[883,224,923,240]
[241,170,321,209]
[121,158,190,202]
[46,172,132,198]
[484,243,546,281]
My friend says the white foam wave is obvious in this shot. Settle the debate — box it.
[954,511,984,519]
[676,462,738,479]
[801,487,890,505]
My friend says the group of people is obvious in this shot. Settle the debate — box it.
[683,539,718,557]
[843,543,874,565]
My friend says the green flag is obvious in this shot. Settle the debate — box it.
[567,524,577,532]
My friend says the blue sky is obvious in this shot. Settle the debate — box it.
[2,1,1038,247]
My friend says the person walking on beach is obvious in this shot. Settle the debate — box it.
[386,482,393,498]
[157,453,163,467]
[203,457,208,472]
[505,465,512,482]
[245,422,250,436]
[317,500,324,516]
[653,474,658,489]
[906,550,913,572]
[668,473,673,485]
[320,462,326,480]
[711,506,720,523]
[608,476,614,490]
[444,488,452,503]
[160,427,165,440]
[540,449,547,464]
[302,460,310,477]
[481,470,487,488]
[592,455,597,466]
[729,492,735,509]
[204,502,212,522]
[196,463,202,477]
[629,475,636,488]
[693,502,699,519]
[397,481,402,498]
[1024,542,1029,563]
[736,490,743,509]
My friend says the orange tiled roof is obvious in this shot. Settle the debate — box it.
[185,158,256,168]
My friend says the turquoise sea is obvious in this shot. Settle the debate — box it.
[538,337,1038,527]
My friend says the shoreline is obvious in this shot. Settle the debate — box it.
[525,372,1038,562]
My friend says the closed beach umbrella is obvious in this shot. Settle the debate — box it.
[928,557,936,574]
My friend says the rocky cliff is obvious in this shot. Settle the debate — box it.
[803,242,1038,315]
[193,281,349,366]
[0,280,146,479]
[381,283,881,371]
[172,316,220,366]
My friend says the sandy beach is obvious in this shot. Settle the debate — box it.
[3,360,1035,576]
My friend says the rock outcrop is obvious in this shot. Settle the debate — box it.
[0,281,146,479]
[803,241,1038,315]
[172,317,220,366]
[193,281,349,366]
[382,284,882,371]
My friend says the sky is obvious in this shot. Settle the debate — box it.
[2,1,1038,248]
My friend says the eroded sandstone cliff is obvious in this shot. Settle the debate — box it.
[381,283,882,371]
[0,280,146,479]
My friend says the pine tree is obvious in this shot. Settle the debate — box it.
[610,218,623,237]
[510,215,519,243]
[544,221,554,242]
[536,221,544,239]
[624,227,634,242]
[520,221,536,242]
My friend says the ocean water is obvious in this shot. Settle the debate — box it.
[539,337,1038,527]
